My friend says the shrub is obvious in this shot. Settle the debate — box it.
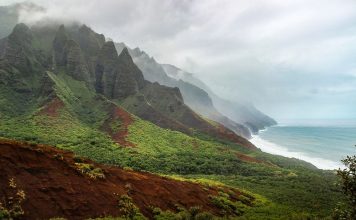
[73,155,85,163]
[210,191,245,216]
[0,178,26,219]
[151,206,215,220]
[118,195,146,220]
[74,162,105,179]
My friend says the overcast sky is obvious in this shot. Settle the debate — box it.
[1,0,356,121]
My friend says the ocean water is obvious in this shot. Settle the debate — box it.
[250,120,356,170]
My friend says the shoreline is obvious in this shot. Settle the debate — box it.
[250,131,343,170]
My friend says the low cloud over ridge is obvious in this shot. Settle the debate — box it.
[2,0,356,120]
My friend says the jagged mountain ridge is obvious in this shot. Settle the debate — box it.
[116,43,252,138]
[115,43,276,136]
[0,2,274,138]
[161,64,277,133]
[0,22,254,149]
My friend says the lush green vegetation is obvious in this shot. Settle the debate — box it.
[0,68,343,219]
[333,153,356,219]
[0,113,343,219]
[151,206,216,220]
[178,173,341,219]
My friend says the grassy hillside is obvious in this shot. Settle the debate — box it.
[0,114,342,219]
[0,72,342,219]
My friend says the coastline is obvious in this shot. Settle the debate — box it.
[250,128,343,170]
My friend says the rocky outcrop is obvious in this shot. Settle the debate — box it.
[63,40,90,81]
[116,43,174,86]
[53,26,90,82]
[73,24,105,58]
[95,42,144,100]
[142,82,185,116]
[0,24,46,94]
[2,23,34,72]
[52,25,67,66]
[115,47,145,97]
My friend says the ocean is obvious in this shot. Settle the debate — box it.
[250,120,356,170]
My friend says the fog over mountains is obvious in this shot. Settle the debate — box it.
[115,43,276,136]
[1,0,355,121]
[0,2,277,138]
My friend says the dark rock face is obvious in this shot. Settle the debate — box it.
[117,47,145,91]
[0,38,6,58]
[68,25,106,81]
[53,25,67,67]
[142,82,185,118]
[8,23,32,45]
[95,41,119,97]
[2,23,34,72]
[74,24,106,58]
[62,40,89,81]
[95,42,144,100]
[52,26,146,101]
[0,24,45,94]
[53,26,90,82]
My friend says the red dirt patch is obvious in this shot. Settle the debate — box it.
[102,105,135,147]
[235,152,264,164]
[235,152,276,167]
[0,139,245,220]
[38,97,65,117]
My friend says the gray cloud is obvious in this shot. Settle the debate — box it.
[2,0,356,120]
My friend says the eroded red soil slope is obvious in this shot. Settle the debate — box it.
[38,97,65,117]
[102,105,135,147]
[0,139,245,220]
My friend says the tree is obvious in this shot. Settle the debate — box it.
[334,147,356,220]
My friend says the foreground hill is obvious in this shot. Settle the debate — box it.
[0,139,255,219]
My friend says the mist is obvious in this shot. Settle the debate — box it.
[1,0,356,121]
